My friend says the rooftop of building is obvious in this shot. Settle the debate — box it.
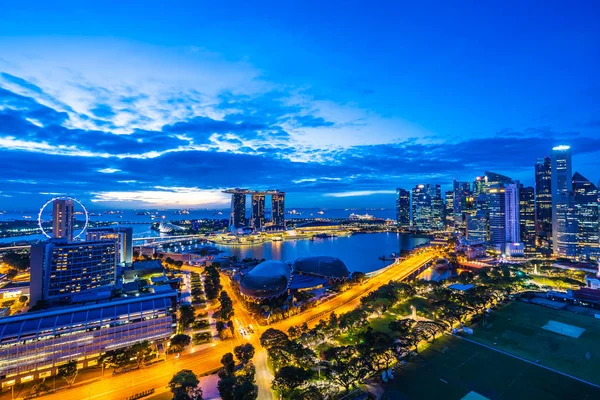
[0,290,178,326]
[448,283,475,292]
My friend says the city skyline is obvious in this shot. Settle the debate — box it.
[1,2,600,209]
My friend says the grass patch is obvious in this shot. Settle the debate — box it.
[530,275,582,289]
[369,297,435,336]
[471,301,600,385]
[383,335,600,400]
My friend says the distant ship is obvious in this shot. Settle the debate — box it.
[317,211,324,215]
[173,209,191,215]
[137,211,152,216]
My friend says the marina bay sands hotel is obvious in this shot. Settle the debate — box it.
[223,189,285,230]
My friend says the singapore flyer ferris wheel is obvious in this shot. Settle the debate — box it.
[37,196,89,240]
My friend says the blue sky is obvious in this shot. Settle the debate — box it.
[0,1,599,209]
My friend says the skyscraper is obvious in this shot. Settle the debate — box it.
[271,193,286,226]
[453,180,471,229]
[230,192,246,227]
[466,194,488,243]
[488,184,506,251]
[473,176,487,196]
[551,145,578,258]
[535,157,552,241]
[484,172,514,252]
[30,240,117,305]
[52,198,74,241]
[428,184,444,230]
[519,186,536,255]
[573,172,599,259]
[444,190,454,228]
[396,188,410,227]
[504,184,520,243]
[410,184,443,231]
[251,194,265,230]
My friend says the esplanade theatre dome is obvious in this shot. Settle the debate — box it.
[292,256,350,280]
[239,260,291,299]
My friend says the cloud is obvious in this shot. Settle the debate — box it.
[91,187,230,207]
[324,190,397,197]
[98,168,121,174]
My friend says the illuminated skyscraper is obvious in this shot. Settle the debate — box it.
[52,199,74,241]
[519,186,536,255]
[488,184,506,251]
[251,194,265,230]
[396,188,410,227]
[411,184,431,230]
[466,194,489,242]
[453,180,471,229]
[572,172,599,259]
[504,184,520,243]
[444,190,454,228]
[535,157,552,241]
[411,184,443,231]
[473,176,487,196]
[428,184,444,230]
[230,192,246,228]
[271,193,285,226]
[552,145,578,257]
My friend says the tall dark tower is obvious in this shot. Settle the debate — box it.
[396,188,410,227]
[271,193,285,226]
[573,172,599,259]
[251,194,265,230]
[535,157,552,239]
[519,186,536,255]
[230,192,246,228]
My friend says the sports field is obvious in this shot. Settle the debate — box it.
[471,301,600,385]
[382,336,600,400]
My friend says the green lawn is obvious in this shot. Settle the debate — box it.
[471,301,600,385]
[530,275,582,289]
[383,336,600,400]
[370,297,434,335]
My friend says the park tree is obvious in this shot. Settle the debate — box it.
[234,343,255,365]
[323,346,368,392]
[179,304,196,330]
[169,369,202,400]
[170,334,191,353]
[287,326,301,340]
[131,340,154,368]
[219,291,234,320]
[57,360,78,386]
[220,352,235,375]
[272,366,312,396]
[217,375,236,400]
[260,328,289,349]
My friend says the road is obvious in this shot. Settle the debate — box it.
[27,249,434,400]
[273,250,435,331]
